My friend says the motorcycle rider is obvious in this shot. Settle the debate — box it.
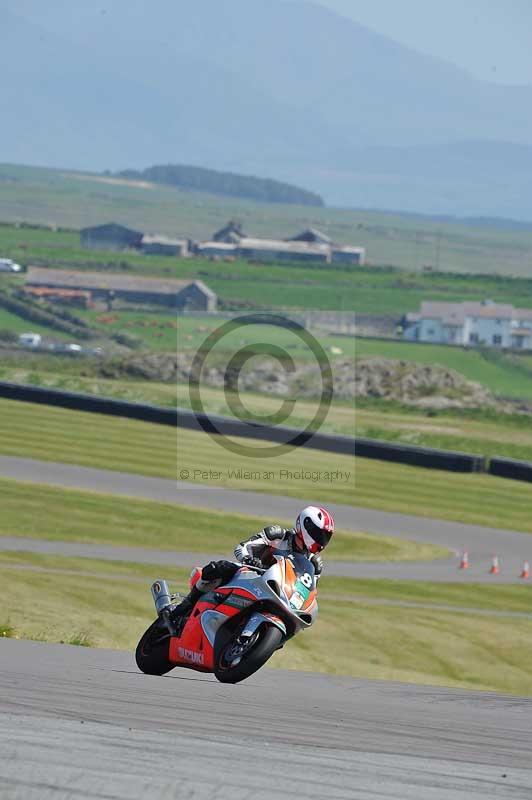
[171,505,335,620]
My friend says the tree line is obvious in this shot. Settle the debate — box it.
[113,164,324,207]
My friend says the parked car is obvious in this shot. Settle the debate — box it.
[51,342,82,354]
[19,332,42,348]
[0,258,22,273]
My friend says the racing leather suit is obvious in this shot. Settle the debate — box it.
[234,525,324,578]
[171,525,323,619]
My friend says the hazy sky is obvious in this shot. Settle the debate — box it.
[315,0,532,85]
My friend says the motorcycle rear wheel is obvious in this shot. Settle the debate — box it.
[135,619,173,676]
[214,624,283,684]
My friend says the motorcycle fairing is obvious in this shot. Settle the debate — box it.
[227,556,319,628]
[167,556,317,672]
[167,588,255,670]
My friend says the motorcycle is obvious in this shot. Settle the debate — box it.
[135,553,318,684]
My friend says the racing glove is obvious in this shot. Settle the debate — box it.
[242,555,263,569]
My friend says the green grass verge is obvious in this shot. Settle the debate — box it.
[2,552,532,694]
[354,457,532,533]
[6,359,532,459]
[2,398,532,530]
[0,477,445,562]
[0,397,356,506]
[0,363,355,436]
[321,577,532,613]
[356,404,532,462]
[292,599,532,694]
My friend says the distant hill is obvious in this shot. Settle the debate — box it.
[115,165,323,207]
[2,0,532,217]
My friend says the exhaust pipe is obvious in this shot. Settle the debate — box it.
[151,579,172,614]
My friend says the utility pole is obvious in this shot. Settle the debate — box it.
[435,229,442,271]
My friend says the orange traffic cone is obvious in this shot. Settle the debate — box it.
[459,551,470,569]
[520,561,530,580]
[490,555,500,575]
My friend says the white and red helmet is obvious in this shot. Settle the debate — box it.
[295,506,334,554]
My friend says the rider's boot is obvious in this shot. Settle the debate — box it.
[171,585,202,619]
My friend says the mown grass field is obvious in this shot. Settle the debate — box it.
[0,397,356,506]
[2,551,532,695]
[6,357,532,461]
[0,477,442,562]
[356,403,532,462]
[4,357,532,461]
[2,164,532,276]
[0,363,356,436]
[1,398,532,531]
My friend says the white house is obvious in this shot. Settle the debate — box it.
[403,300,532,350]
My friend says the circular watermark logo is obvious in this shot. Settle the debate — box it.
[188,313,334,458]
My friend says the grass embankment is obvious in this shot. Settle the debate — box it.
[0,477,441,562]
[2,164,532,276]
[356,338,532,400]
[2,551,532,695]
[2,398,532,529]
[0,307,72,341]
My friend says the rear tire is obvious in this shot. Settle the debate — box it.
[214,624,283,684]
[135,619,173,676]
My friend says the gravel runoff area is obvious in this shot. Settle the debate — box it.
[1,639,531,800]
[0,456,531,582]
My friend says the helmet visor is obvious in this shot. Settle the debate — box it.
[304,516,332,548]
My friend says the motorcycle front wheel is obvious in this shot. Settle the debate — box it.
[135,618,173,676]
[214,623,283,684]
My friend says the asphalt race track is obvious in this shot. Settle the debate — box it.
[1,456,531,582]
[1,639,532,800]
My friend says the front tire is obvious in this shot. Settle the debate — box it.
[135,619,173,676]
[214,624,283,684]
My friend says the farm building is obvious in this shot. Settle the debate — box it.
[196,241,238,259]
[212,221,246,243]
[236,237,331,263]
[403,300,532,349]
[204,222,365,264]
[331,245,365,265]
[80,223,143,251]
[140,234,189,257]
[26,268,217,312]
[288,228,332,245]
